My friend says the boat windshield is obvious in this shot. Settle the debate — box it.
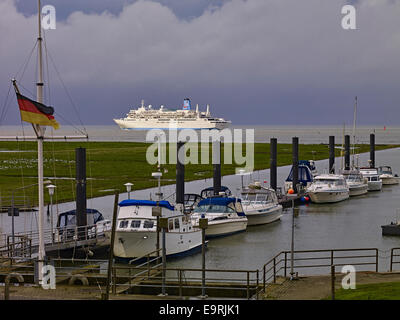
[346,174,362,182]
[194,204,236,214]
[242,192,275,203]
[379,167,392,174]
[314,179,345,185]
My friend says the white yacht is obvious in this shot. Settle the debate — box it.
[341,169,368,196]
[112,200,202,260]
[114,98,231,130]
[359,167,383,191]
[191,197,248,238]
[241,182,283,226]
[306,174,350,203]
[378,166,400,185]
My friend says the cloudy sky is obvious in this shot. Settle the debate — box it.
[1,0,399,126]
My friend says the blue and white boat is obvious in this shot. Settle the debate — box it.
[191,197,248,238]
[284,162,314,192]
[112,200,202,259]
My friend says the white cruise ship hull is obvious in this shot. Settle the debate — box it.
[380,175,400,185]
[193,218,248,238]
[348,184,368,196]
[113,229,202,259]
[243,204,283,226]
[114,119,229,130]
[308,190,349,203]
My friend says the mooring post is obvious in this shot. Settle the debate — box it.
[270,138,277,191]
[292,137,299,193]
[331,265,336,300]
[370,133,375,168]
[76,147,87,241]
[159,217,168,296]
[329,136,335,174]
[199,217,208,299]
[212,139,221,195]
[103,191,119,300]
[176,141,185,211]
[344,135,350,170]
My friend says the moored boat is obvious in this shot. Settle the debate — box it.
[306,174,349,203]
[341,169,368,196]
[378,166,400,185]
[360,167,383,191]
[112,200,202,260]
[191,197,248,238]
[241,182,283,226]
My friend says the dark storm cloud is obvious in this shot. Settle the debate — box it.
[1,0,400,126]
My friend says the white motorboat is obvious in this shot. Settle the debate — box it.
[378,166,400,185]
[112,200,202,260]
[341,169,368,196]
[360,167,383,191]
[241,182,283,226]
[191,197,248,238]
[306,174,350,203]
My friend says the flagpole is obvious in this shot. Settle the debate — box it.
[36,0,45,284]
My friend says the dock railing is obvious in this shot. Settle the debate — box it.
[390,247,400,272]
[261,248,380,294]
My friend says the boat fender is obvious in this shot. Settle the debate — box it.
[68,274,89,286]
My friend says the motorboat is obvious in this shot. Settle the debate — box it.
[341,169,368,196]
[191,197,248,238]
[54,208,111,242]
[306,174,350,203]
[112,199,202,260]
[241,182,283,226]
[359,167,383,191]
[378,166,400,185]
[284,162,314,193]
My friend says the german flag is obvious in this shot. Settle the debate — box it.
[16,93,59,129]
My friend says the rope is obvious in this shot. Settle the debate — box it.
[46,49,87,136]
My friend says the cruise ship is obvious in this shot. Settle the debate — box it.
[114,98,231,130]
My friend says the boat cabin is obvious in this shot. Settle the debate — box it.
[57,208,105,229]
[193,197,245,218]
[285,164,314,186]
[200,186,232,198]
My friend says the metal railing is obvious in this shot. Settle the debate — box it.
[261,248,380,293]
[390,247,400,272]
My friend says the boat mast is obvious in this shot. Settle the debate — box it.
[351,96,357,169]
[35,0,45,283]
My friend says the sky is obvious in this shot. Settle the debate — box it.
[0,0,399,127]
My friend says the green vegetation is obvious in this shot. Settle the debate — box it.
[334,281,400,300]
[0,141,398,206]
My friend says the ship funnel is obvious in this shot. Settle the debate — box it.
[183,98,191,110]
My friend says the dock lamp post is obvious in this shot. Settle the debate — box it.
[199,216,208,299]
[46,184,56,244]
[158,217,168,296]
[124,182,133,200]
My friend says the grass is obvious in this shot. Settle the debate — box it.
[0,140,398,206]
[334,281,400,300]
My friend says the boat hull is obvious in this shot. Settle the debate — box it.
[114,119,229,130]
[112,229,202,259]
[348,184,368,196]
[308,190,349,203]
[380,176,400,185]
[244,205,283,226]
[194,218,248,238]
[367,181,382,191]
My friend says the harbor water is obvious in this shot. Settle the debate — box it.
[0,126,399,274]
